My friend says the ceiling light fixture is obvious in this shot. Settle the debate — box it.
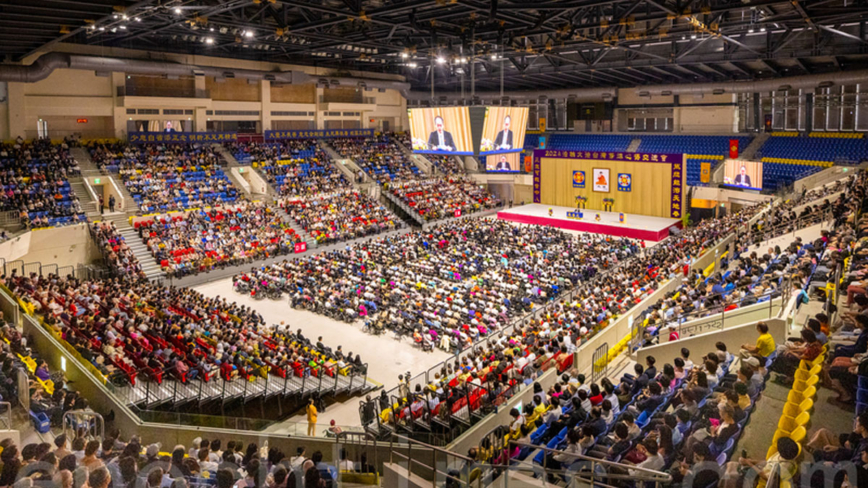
[119,25,126,29]
[691,34,697,39]
[205,37,214,44]
[209,27,214,31]
[244,30,254,38]
[760,27,766,32]
[401,52,409,58]
[113,14,118,19]
[135,17,141,21]
[748,28,754,33]
[408,62,417,68]
[174,7,181,14]
[436,56,446,64]
[98,26,105,31]
[122,14,128,20]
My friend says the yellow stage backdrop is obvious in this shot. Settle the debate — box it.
[533,149,685,219]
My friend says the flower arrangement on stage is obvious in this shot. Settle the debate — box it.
[479,138,495,152]
[575,195,587,209]
[602,198,615,211]
[411,137,429,151]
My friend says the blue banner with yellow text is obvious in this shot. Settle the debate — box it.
[264,129,373,140]
[129,132,237,144]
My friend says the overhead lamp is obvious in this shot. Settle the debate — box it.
[119,25,126,29]
[760,27,766,32]
[436,56,446,64]
[691,34,697,39]
[99,26,105,31]
[135,17,141,21]
[205,37,214,44]
[174,7,182,14]
[113,14,119,19]
[748,28,754,33]
[401,52,409,59]
[122,14,128,20]
[408,62,417,68]
[244,30,254,38]
[209,27,214,31]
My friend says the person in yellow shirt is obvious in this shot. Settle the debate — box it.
[306,398,318,436]
[741,322,776,358]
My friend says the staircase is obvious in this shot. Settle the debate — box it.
[626,138,642,152]
[71,147,100,172]
[102,213,165,282]
[317,140,371,189]
[69,178,99,219]
[740,133,770,160]
[382,191,425,226]
[213,145,257,199]
[394,140,433,174]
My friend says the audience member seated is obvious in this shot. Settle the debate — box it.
[91,221,145,279]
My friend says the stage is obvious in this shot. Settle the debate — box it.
[497,204,682,241]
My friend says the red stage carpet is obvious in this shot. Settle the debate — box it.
[497,204,682,241]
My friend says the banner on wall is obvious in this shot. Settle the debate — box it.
[700,162,711,183]
[729,139,739,159]
[593,168,610,192]
[572,171,586,188]
[128,132,237,144]
[533,149,684,219]
[265,129,373,140]
[617,173,632,192]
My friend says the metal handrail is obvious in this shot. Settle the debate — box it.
[0,402,11,430]
[509,440,673,483]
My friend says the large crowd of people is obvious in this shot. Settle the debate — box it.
[389,177,501,221]
[244,141,347,197]
[281,190,400,244]
[0,137,84,229]
[6,272,361,390]
[331,135,421,183]
[136,201,304,277]
[88,143,238,212]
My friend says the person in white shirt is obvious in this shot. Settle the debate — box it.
[629,439,665,476]
[338,449,354,472]
[197,449,218,474]
[289,447,307,470]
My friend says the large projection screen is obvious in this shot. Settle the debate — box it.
[480,107,529,155]
[407,107,474,155]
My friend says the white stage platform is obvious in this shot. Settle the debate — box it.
[497,204,682,241]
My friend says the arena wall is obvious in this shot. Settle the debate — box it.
[0,223,102,268]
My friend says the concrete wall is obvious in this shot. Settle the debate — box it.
[691,187,775,206]
[636,318,787,367]
[658,298,782,344]
[3,43,407,140]
[0,224,100,268]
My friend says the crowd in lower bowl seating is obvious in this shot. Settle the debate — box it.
[134,201,303,278]
[0,138,84,229]
[237,220,647,348]
[331,134,421,183]
[281,190,400,244]
[7,273,361,391]
[456,336,775,486]
[90,143,238,212]
[90,221,145,280]
[389,177,501,221]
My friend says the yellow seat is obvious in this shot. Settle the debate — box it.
[792,375,819,392]
[766,445,778,460]
[794,364,821,380]
[782,397,813,418]
[787,386,816,404]
[778,411,810,434]
[789,426,807,444]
